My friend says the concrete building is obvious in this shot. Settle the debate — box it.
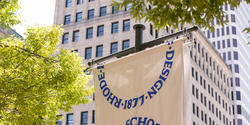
[54,0,234,125]
[202,1,250,125]
[0,26,23,39]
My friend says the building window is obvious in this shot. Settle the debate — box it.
[233,51,238,60]
[85,47,92,59]
[225,4,228,10]
[97,25,104,37]
[111,22,119,34]
[221,27,225,36]
[233,39,237,47]
[228,52,231,60]
[77,0,83,5]
[81,111,88,124]
[122,40,130,50]
[73,30,79,42]
[223,52,226,61]
[232,26,236,35]
[238,119,242,125]
[193,103,195,114]
[86,27,93,39]
[92,110,95,123]
[112,5,119,14]
[234,64,239,73]
[123,19,130,31]
[66,114,74,125]
[155,30,158,38]
[222,40,225,48]
[236,91,241,100]
[150,24,153,36]
[237,105,241,114]
[217,29,220,37]
[217,41,220,49]
[88,9,94,19]
[235,77,240,86]
[226,27,229,35]
[227,39,230,47]
[76,12,83,22]
[65,0,72,7]
[212,31,215,38]
[125,3,132,11]
[231,14,235,22]
[96,45,103,57]
[100,6,107,16]
[110,42,118,54]
[207,31,210,38]
[64,14,71,25]
[89,0,94,2]
[62,33,69,44]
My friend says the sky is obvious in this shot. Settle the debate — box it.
[13,0,56,36]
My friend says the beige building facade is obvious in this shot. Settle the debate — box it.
[54,0,233,125]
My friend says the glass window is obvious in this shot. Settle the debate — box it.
[73,30,79,42]
[122,40,130,50]
[77,0,83,5]
[92,110,95,123]
[193,103,195,114]
[237,105,241,114]
[81,111,88,124]
[217,28,220,37]
[66,114,73,125]
[62,33,69,44]
[100,6,107,16]
[233,39,237,47]
[207,31,210,38]
[125,3,132,11]
[155,30,158,38]
[97,25,104,37]
[234,64,239,73]
[226,26,229,35]
[235,77,240,86]
[123,19,130,31]
[111,42,118,54]
[112,5,119,14]
[238,119,242,125]
[225,4,228,10]
[76,12,82,22]
[228,52,231,60]
[96,45,103,57]
[236,91,241,100]
[227,39,230,47]
[111,22,119,34]
[233,51,238,60]
[64,14,71,25]
[225,15,229,22]
[89,0,94,2]
[212,31,215,38]
[232,26,236,35]
[222,40,225,48]
[231,14,235,22]
[230,4,234,10]
[88,9,94,19]
[150,24,153,35]
[221,27,224,36]
[85,47,92,59]
[223,52,226,61]
[65,0,72,7]
[217,41,220,49]
[86,27,93,39]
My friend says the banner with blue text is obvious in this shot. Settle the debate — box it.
[94,38,191,125]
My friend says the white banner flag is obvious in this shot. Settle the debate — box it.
[94,38,191,125]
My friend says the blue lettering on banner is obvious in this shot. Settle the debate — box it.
[126,117,160,125]
[96,42,175,110]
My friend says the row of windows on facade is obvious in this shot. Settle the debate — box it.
[64,4,130,25]
[192,102,232,125]
[56,110,95,125]
[204,26,237,39]
[191,69,231,114]
[212,38,238,50]
[210,14,236,27]
[62,19,130,44]
[190,42,231,96]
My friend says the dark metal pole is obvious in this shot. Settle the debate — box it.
[133,24,145,52]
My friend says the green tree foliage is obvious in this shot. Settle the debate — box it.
[0,26,93,124]
[0,0,20,28]
[112,0,241,30]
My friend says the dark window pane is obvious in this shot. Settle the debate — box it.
[73,30,79,42]
[235,77,240,86]
[233,39,237,47]
[77,0,83,5]
[228,51,231,60]
[150,24,153,35]
[222,40,225,48]
[85,47,92,59]
[67,114,74,125]
[226,27,230,35]
[217,29,220,37]
[112,5,119,14]
[125,3,132,11]
[225,4,228,10]
[231,14,235,22]
[236,91,241,100]
[86,27,93,39]
[122,40,130,50]
[96,45,103,57]
[217,41,220,49]
[62,33,69,44]
[111,42,118,54]
[234,64,239,73]
[89,0,94,2]
[232,26,236,35]
[76,12,82,22]
[111,22,118,34]
[65,0,72,7]
[81,111,88,124]
[123,19,130,31]
[97,25,104,37]
[100,6,107,16]
[207,31,210,38]
[237,105,241,114]
[233,51,238,60]
[88,9,94,19]
[221,27,225,36]
[92,110,95,123]
[227,39,231,47]
[64,15,71,25]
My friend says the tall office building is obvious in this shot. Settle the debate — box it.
[54,0,234,124]
[202,1,250,125]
